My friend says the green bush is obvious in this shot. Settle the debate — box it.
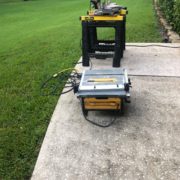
[174,0,180,34]
[158,0,180,34]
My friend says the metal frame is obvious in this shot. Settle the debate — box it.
[81,17,126,67]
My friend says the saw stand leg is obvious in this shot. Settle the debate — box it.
[81,20,126,67]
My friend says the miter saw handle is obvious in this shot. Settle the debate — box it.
[91,0,101,9]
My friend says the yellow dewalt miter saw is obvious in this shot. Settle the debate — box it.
[89,0,127,16]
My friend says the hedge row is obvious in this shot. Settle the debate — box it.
[158,0,180,34]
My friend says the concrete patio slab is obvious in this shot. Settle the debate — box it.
[89,43,180,77]
[32,43,180,180]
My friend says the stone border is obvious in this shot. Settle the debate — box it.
[154,0,180,43]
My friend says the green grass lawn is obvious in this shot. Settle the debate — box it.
[0,0,161,179]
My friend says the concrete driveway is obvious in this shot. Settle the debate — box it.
[32,43,180,180]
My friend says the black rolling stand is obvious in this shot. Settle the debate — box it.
[80,14,127,67]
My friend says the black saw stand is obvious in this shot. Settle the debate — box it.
[80,10,127,67]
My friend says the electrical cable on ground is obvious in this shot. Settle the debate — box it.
[41,60,93,97]
[82,112,117,127]
[128,74,180,78]
[41,68,81,96]
[126,44,180,48]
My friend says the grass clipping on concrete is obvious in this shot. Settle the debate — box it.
[0,0,162,179]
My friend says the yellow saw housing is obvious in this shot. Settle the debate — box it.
[84,97,122,110]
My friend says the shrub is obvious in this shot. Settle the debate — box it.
[158,0,180,34]
[173,0,180,33]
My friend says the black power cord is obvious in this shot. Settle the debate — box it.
[126,44,180,48]
[82,111,117,127]
[74,59,93,69]
[41,68,81,96]
[40,59,93,97]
